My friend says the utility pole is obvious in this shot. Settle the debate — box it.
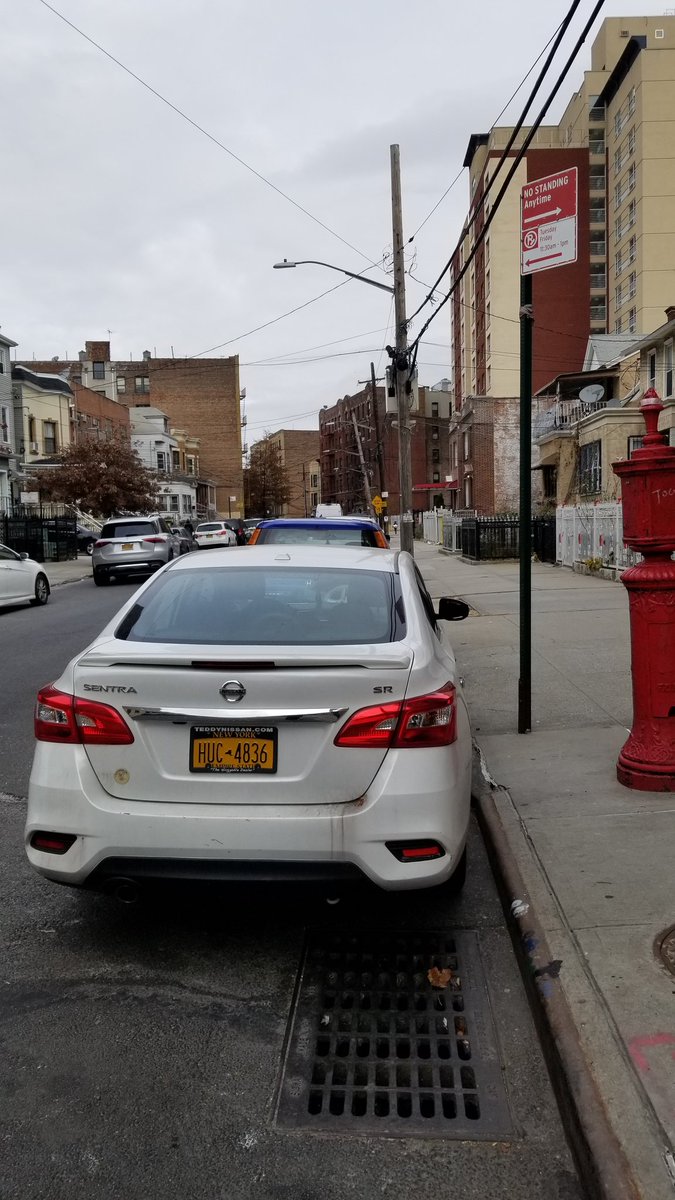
[390,144,414,556]
[351,412,373,515]
[357,363,386,520]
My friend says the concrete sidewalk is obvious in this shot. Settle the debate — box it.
[415,543,675,1200]
[44,556,94,588]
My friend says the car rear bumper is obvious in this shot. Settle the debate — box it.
[25,742,471,891]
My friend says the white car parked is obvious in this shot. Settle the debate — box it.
[194,521,237,549]
[0,543,50,610]
[25,547,471,896]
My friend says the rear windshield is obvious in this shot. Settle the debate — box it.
[257,526,381,547]
[101,521,156,539]
[196,523,223,532]
[115,566,404,645]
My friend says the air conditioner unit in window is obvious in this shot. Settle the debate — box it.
[29,441,39,453]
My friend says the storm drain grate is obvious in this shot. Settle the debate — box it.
[276,929,513,1137]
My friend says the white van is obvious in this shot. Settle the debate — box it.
[315,503,343,518]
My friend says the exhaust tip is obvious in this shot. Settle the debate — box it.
[107,877,140,904]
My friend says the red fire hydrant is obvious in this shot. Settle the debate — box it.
[612,388,675,791]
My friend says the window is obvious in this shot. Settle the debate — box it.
[628,307,637,333]
[627,435,644,456]
[187,456,195,475]
[0,404,9,441]
[628,87,636,118]
[615,284,623,310]
[589,130,605,154]
[648,349,657,389]
[28,417,36,442]
[615,250,623,276]
[432,447,440,463]
[135,376,150,394]
[116,376,126,394]
[628,234,637,264]
[614,109,625,137]
[628,199,636,227]
[172,450,181,470]
[579,441,602,494]
[463,431,470,461]
[156,451,167,471]
[590,234,605,255]
[628,271,636,298]
[628,163,636,191]
[614,181,623,209]
[665,340,673,398]
[92,361,105,380]
[615,317,623,333]
[310,491,318,508]
[169,495,179,512]
[590,266,605,288]
[590,200,605,223]
[43,421,57,455]
[614,147,623,174]
[431,401,439,417]
[117,567,402,647]
[628,127,635,156]
[542,465,557,501]
[431,426,439,441]
[589,164,605,189]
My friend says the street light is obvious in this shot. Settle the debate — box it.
[273,259,394,294]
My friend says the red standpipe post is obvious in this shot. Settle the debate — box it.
[612,388,675,791]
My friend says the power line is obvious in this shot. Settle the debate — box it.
[409,0,607,357]
[409,0,588,326]
[37,0,384,273]
[408,14,567,244]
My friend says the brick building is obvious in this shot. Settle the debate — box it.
[23,341,243,517]
[319,381,453,517]
[71,380,130,445]
[264,429,321,516]
[448,396,520,514]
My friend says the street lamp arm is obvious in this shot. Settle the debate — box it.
[273,259,394,294]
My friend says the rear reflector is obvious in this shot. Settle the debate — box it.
[335,683,457,749]
[35,685,134,745]
[30,831,77,855]
[386,841,446,862]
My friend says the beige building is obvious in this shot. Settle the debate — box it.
[533,336,644,506]
[265,429,321,516]
[11,366,74,462]
[452,16,675,412]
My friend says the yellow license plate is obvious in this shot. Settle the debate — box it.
[190,725,277,774]
[121,542,135,550]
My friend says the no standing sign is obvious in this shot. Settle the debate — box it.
[521,167,578,275]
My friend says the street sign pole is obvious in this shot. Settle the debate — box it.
[518,166,578,734]
[518,273,533,735]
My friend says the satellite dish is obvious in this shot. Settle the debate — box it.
[579,383,605,406]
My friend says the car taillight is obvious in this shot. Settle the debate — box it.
[94,539,110,548]
[35,685,134,745]
[143,536,166,543]
[334,684,457,749]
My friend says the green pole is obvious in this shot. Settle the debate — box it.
[518,271,533,734]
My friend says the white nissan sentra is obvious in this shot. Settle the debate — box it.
[25,547,472,896]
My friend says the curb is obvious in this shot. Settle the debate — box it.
[471,745,641,1200]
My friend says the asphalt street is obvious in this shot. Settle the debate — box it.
[0,574,585,1200]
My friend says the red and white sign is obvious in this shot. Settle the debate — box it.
[520,167,578,275]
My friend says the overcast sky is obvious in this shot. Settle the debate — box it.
[1,0,659,443]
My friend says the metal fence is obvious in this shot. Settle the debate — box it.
[556,503,640,572]
[460,516,556,562]
[0,505,77,561]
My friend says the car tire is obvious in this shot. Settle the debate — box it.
[93,568,110,587]
[446,846,467,895]
[30,573,50,606]
[168,549,174,561]
[85,540,95,556]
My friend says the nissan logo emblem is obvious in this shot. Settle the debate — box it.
[220,680,246,703]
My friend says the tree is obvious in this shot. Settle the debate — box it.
[245,434,291,516]
[36,435,159,517]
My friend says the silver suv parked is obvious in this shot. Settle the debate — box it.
[92,515,180,586]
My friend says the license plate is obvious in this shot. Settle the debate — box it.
[190,725,277,773]
[205,534,213,539]
[121,542,135,551]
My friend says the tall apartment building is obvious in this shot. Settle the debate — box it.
[264,429,321,516]
[452,16,675,406]
[23,341,243,517]
[319,381,452,516]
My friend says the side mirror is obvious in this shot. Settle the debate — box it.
[19,551,29,560]
[436,596,470,621]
